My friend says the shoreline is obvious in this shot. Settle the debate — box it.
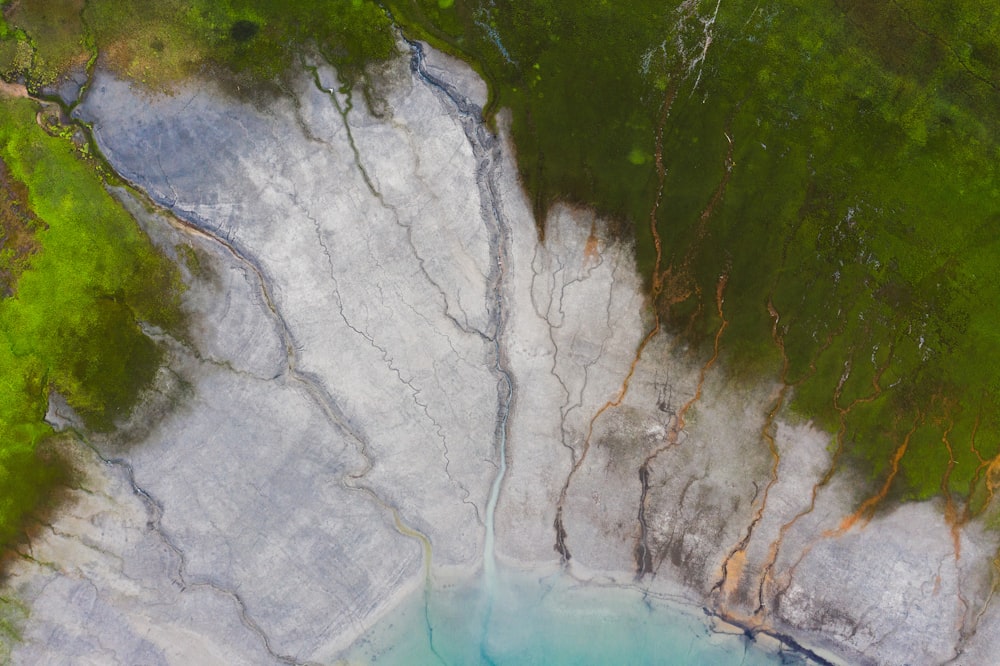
[2,38,997,666]
[339,558,845,664]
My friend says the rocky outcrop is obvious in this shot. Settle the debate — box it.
[3,43,999,665]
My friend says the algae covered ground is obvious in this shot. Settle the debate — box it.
[1,0,1000,562]
[0,0,396,91]
[0,94,183,549]
[389,0,1000,517]
[0,0,399,554]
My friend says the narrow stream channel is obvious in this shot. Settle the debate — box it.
[339,39,825,666]
[405,37,517,663]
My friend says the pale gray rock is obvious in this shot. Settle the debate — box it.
[6,440,282,665]
[44,391,84,433]
[76,52,499,568]
[3,39,1000,666]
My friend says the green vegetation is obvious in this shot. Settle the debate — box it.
[1,0,998,549]
[388,0,1000,512]
[0,0,403,555]
[0,0,87,87]
[0,96,182,549]
[1,0,396,92]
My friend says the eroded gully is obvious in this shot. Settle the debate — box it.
[61,50,483,666]
[59,36,519,663]
[406,37,517,664]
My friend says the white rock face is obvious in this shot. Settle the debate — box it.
[4,43,1000,665]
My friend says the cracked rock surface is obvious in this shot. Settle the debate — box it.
[4,43,1000,666]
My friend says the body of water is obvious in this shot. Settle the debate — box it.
[342,566,809,665]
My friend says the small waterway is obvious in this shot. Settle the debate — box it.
[338,40,809,666]
[405,36,517,660]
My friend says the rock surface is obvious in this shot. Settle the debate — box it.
[3,43,1000,665]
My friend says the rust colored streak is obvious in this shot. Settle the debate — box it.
[756,337,895,613]
[633,273,730,575]
[697,130,736,228]
[645,274,730,469]
[582,221,600,267]
[577,321,662,475]
[564,238,731,478]
[715,382,786,603]
[831,414,923,535]
[714,300,786,606]
[655,121,735,307]
[553,289,661,562]
[570,78,735,566]
[969,399,985,465]
[983,455,1000,511]
[670,272,729,447]
[555,81,681,562]
[938,412,963,560]
[962,400,997,521]
[770,397,916,603]
[649,83,681,293]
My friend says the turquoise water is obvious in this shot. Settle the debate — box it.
[342,566,803,665]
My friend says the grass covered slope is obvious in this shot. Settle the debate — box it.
[0,0,396,91]
[0,0,403,555]
[0,96,182,549]
[390,0,1000,516]
[2,0,998,537]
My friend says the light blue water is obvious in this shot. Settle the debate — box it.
[342,566,805,665]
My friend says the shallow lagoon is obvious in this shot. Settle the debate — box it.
[344,566,807,665]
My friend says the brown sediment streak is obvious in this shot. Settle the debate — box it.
[649,83,681,292]
[755,338,895,613]
[714,384,785,602]
[955,399,992,630]
[713,299,786,603]
[962,399,1000,519]
[582,220,600,267]
[697,129,736,226]
[554,319,662,561]
[564,77,736,564]
[555,80,682,562]
[967,443,1000,520]
[941,404,974,639]
[830,412,923,535]
[938,410,963,559]
[770,409,923,606]
[982,454,1000,510]
[655,117,735,308]
[662,272,729,453]
[634,273,729,575]
[577,322,662,475]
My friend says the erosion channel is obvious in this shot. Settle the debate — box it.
[2,37,999,666]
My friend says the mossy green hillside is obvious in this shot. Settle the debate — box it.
[0,96,182,549]
[0,0,88,88]
[387,0,670,230]
[4,0,1000,522]
[390,0,1000,510]
[1,0,396,92]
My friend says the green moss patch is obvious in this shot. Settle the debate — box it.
[390,0,1000,510]
[3,0,397,93]
[0,96,182,549]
